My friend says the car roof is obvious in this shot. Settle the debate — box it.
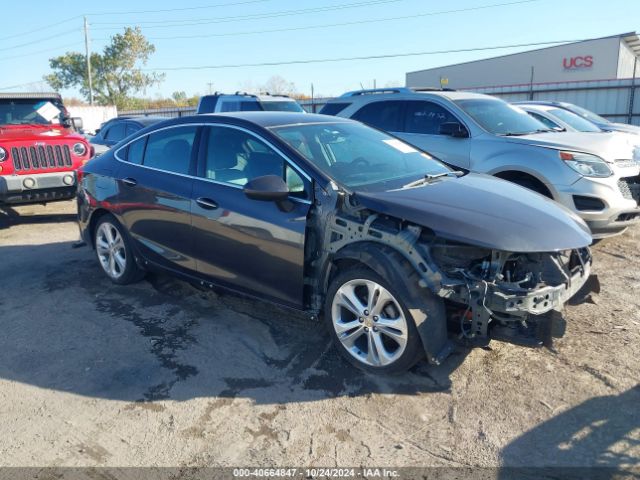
[513,100,569,107]
[517,103,555,112]
[197,111,353,128]
[330,88,493,103]
[107,116,167,126]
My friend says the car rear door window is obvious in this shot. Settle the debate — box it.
[351,101,404,131]
[404,101,459,135]
[125,123,141,137]
[319,102,352,116]
[142,126,198,175]
[104,122,127,142]
[125,137,146,165]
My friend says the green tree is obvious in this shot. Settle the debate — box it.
[171,90,188,105]
[45,27,165,109]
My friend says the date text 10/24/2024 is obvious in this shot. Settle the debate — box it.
[232,468,400,478]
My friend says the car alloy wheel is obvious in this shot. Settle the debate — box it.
[96,221,127,280]
[331,278,409,367]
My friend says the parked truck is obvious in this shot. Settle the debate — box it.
[0,92,92,205]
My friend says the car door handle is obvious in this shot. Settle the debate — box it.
[196,197,218,210]
[122,177,137,187]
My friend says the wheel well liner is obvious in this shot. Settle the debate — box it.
[494,170,553,198]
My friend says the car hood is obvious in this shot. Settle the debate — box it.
[604,122,640,135]
[0,124,82,142]
[354,173,592,253]
[502,131,637,162]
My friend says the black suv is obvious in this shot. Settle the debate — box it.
[77,112,593,373]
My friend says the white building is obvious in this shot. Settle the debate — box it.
[406,33,640,124]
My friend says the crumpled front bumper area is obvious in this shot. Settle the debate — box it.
[444,248,596,348]
[486,259,592,316]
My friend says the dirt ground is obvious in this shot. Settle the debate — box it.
[0,200,638,474]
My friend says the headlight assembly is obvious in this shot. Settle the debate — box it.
[73,142,87,156]
[559,151,612,178]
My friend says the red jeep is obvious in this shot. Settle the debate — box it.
[0,92,92,205]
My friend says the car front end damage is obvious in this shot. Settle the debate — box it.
[430,242,592,346]
[308,186,596,363]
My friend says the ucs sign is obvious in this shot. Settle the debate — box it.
[563,56,594,69]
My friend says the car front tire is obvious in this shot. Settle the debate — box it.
[325,267,425,374]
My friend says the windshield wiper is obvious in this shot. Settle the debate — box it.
[500,131,534,136]
[402,171,463,189]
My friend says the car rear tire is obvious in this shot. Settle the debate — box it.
[94,214,145,285]
[325,267,425,374]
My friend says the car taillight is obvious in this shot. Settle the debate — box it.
[76,167,85,183]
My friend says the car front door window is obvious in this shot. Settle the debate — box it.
[203,126,309,198]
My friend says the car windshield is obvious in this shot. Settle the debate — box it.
[0,98,65,126]
[455,98,549,135]
[548,108,602,132]
[270,121,452,190]
[565,104,610,124]
[261,101,305,113]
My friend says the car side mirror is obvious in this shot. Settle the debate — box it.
[243,175,289,201]
[439,122,469,138]
[71,117,84,131]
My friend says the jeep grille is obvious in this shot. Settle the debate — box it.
[11,144,72,171]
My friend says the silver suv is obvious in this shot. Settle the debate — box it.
[196,92,304,114]
[321,88,640,238]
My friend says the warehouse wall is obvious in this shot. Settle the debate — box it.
[470,78,640,125]
[407,36,621,89]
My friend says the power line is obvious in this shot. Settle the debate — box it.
[85,0,274,16]
[129,0,540,42]
[0,15,81,42]
[0,29,79,52]
[0,0,272,46]
[143,38,587,71]
[91,0,404,29]
[0,42,80,62]
[0,80,49,91]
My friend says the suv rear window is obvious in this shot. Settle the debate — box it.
[220,101,263,112]
[351,101,403,132]
[319,103,351,116]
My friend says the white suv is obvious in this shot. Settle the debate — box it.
[197,92,304,114]
[320,88,640,238]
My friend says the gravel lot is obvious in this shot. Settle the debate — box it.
[0,200,638,473]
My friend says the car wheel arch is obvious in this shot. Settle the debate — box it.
[87,208,114,248]
[321,241,450,364]
[492,170,554,199]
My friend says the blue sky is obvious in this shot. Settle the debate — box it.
[1,0,639,100]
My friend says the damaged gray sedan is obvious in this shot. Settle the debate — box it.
[78,113,594,374]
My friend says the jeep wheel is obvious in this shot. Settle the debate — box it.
[325,268,423,374]
[94,215,144,285]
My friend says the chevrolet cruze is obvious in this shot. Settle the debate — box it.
[77,112,593,373]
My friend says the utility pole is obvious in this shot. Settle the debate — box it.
[207,82,214,94]
[310,83,314,113]
[84,16,94,105]
[628,57,637,124]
